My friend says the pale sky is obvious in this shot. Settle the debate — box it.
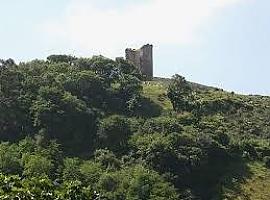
[1,0,269,95]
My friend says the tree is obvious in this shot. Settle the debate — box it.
[95,165,179,200]
[75,56,117,86]
[97,115,131,154]
[47,55,77,65]
[118,74,142,99]
[0,174,56,199]
[115,58,142,79]
[126,165,179,200]
[59,181,91,200]
[62,70,106,108]
[30,86,97,153]
[0,64,28,140]
[167,74,193,112]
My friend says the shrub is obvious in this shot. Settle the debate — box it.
[22,154,53,177]
[97,115,131,154]
[62,158,82,182]
[0,143,21,174]
[263,156,270,168]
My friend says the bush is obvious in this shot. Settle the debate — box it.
[62,158,82,182]
[80,161,103,185]
[140,116,183,135]
[22,154,53,177]
[0,143,21,174]
[94,149,121,170]
[263,156,270,168]
[97,115,131,154]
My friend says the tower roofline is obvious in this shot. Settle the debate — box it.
[142,44,153,48]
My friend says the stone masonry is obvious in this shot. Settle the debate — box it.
[125,44,153,79]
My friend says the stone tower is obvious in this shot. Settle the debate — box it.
[125,44,153,79]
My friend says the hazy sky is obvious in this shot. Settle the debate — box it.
[0,0,269,95]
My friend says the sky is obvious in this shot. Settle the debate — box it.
[0,0,270,95]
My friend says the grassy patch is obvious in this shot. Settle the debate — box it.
[142,81,172,112]
[222,162,270,200]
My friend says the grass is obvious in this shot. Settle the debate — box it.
[142,81,172,112]
[222,162,270,200]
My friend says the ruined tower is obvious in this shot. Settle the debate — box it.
[125,44,153,79]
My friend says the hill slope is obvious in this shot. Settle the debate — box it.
[0,56,270,199]
[143,78,270,199]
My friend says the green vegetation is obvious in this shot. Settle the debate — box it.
[0,56,270,199]
[221,162,270,200]
[142,80,172,111]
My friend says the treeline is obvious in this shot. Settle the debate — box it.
[0,56,270,199]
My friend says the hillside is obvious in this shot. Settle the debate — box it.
[143,79,270,200]
[0,56,270,199]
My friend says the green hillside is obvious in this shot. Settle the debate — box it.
[221,162,270,200]
[0,56,270,199]
[143,78,270,200]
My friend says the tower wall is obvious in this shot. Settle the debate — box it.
[140,44,153,78]
[125,44,153,79]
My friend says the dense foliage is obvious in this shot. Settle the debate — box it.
[0,56,270,199]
